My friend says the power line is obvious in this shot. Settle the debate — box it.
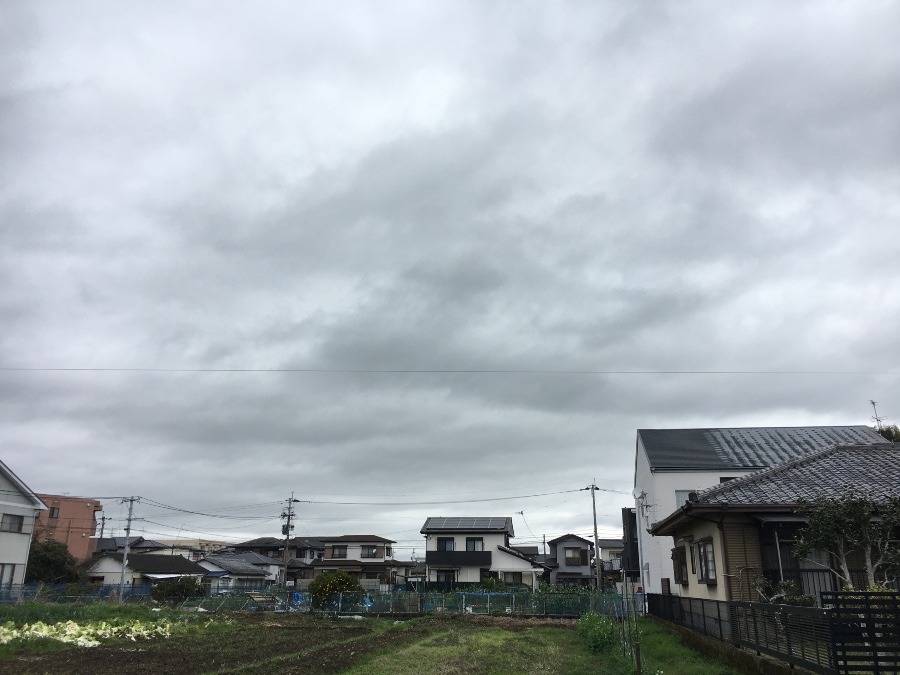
[1,367,895,375]
[297,488,586,506]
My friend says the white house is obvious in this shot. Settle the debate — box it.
[87,553,207,586]
[309,535,408,590]
[0,459,46,587]
[421,517,547,590]
[632,425,886,596]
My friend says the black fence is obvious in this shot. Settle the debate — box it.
[731,600,834,673]
[649,592,900,675]
[822,591,900,675]
[646,593,731,641]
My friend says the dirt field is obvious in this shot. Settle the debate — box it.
[5,614,583,675]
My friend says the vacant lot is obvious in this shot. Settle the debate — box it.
[3,612,735,674]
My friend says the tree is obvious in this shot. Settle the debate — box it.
[150,576,204,602]
[25,539,80,583]
[794,491,900,588]
[876,424,900,442]
[308,571,363,607]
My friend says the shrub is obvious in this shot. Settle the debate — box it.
[308,571,364,607]
[577,612,618,653]
[150,577,204,603]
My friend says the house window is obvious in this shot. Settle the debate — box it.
[365,571,380,579]
[694,539,716,584]
[437,537,455,552]
[386,546,392,557]
[675,490,698,506]
[436,569,455,584]
[0,514,24,533]
[503,572,522,584]
[361,546,378,558]
[671,547,688,584]
[49,507,60,519]
[331,545,347,559]
[564,547,585,566]
[0,564,15,588]
[466,537,484,551]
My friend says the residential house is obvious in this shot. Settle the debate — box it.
[633,425,885,595]
[198,554,269,591]
[545,534,594,587]
[0,459,46,587]
[95,536,167,555]
[420,517,547,589]
[87,553,207,587]
[33,494,103,562]
[310,535,409,590]
[650,442,900,604]
[155,539,230,561]
[596,538,625,578]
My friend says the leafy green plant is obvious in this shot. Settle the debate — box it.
[576,611,618,653]
[150,576,204,603]
[308,571,364,607]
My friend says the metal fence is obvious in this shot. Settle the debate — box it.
[822,591,900,675]
[731,600,834,673]
[649,592,900,675]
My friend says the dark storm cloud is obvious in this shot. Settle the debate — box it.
[0,1,898,546]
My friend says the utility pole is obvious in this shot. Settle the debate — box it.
[583,483,602,591]
[118,497,138,603]
[281,494,300,587]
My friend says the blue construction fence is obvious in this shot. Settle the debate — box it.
[2,584,644,620]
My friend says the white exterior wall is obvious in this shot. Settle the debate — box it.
[87,556,141,586]
[0,470,43,587]
[424,533,540,588]
[634,440,752,595]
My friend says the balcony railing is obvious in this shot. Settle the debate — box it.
[425,550,492,567]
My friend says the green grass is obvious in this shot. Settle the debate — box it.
[635,619,738,675]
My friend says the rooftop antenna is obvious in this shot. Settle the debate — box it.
[871,400,884,430]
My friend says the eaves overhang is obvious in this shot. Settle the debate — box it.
[650,502,799,537]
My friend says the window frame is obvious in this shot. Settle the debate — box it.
[466,537,484,552]
[694,539,717,584]
[48,507,60,519]
[671,546,688,585]
[564,547,582,566]
[437,537,455,552]
[331,545,348,559]
[0,514,24,533]
[361,545,378,559]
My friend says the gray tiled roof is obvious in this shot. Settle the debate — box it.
[420,517,514,535]
[696,443,900,504]
[202,555,268,576]
[638,426,885,471]
[101,553,207,574]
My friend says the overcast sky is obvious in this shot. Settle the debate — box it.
[2,1,898,557]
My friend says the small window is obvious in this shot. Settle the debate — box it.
[466,537,484,551]
[694,540,717,584]
[331,545,347,559]
[437,537,455,552]
[49,507,60,519]
[385,546,392,557]
[671,547,688,585]
[564,547,585,566]
[436,569,455,583]
[674,490,698,506]
[0,514,24,533]
[361,546,378,558]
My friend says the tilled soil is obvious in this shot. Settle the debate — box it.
[3,614,485,675]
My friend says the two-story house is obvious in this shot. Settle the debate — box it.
[0,459,46,587]
[420,517,546,589]
[545,534,595,586]
[309,535,410,590]
[633,425,886,596]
